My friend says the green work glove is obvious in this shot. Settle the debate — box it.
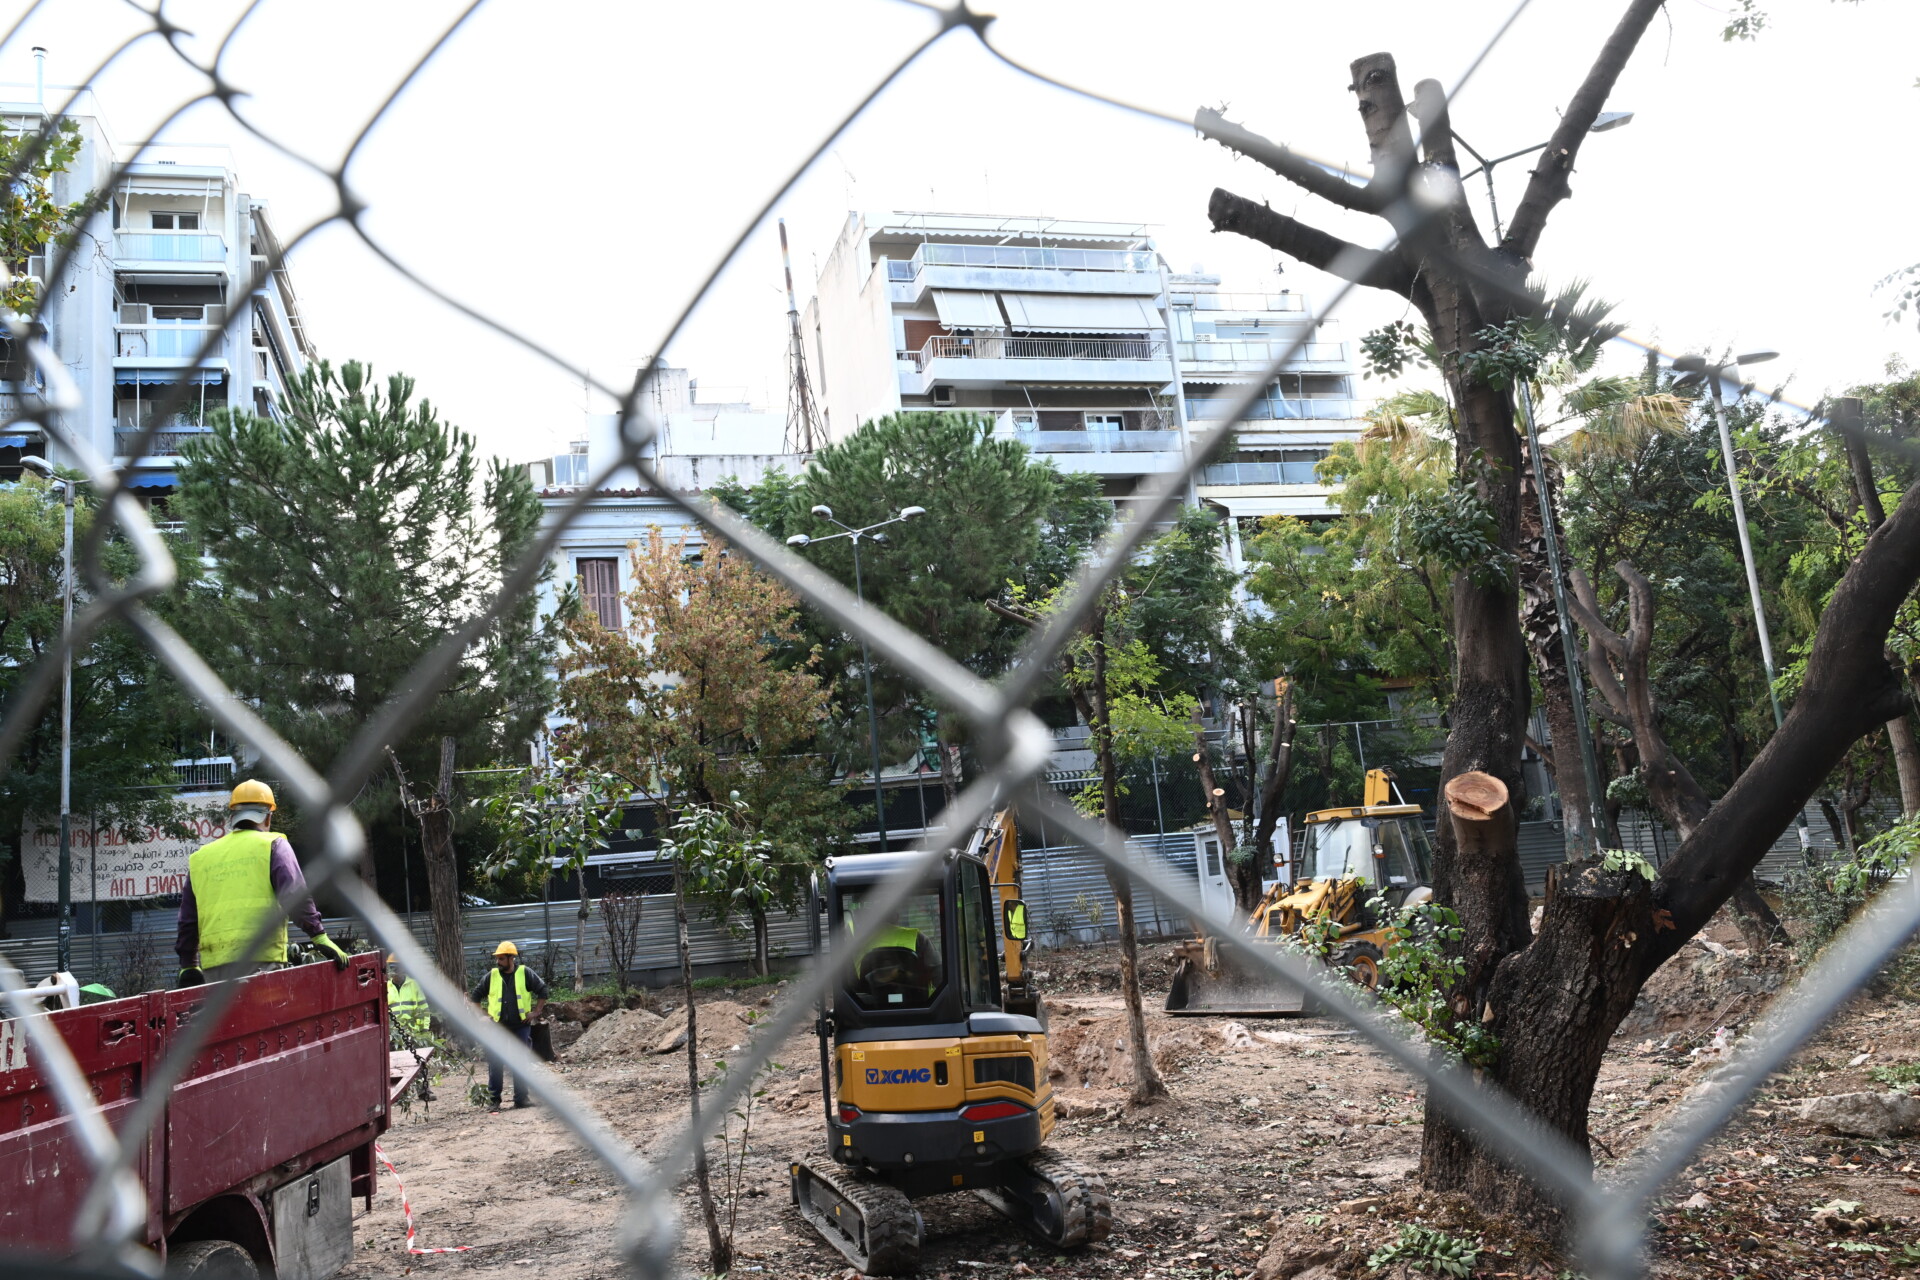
[177,967,204,989]
[312,934,351,970]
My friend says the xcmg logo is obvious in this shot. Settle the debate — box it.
[864,1066,932,1086]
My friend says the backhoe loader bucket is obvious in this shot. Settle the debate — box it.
[1162,936,1320,1018]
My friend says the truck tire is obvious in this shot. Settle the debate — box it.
[166,1240,258,1278]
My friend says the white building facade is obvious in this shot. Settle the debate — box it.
[800,211,1369,564]
[0,85,312,508]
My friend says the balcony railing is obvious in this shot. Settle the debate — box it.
[1201,460,1328,486]
[115,428,212,457]
[1170,291,1309,312]
[1005,427,1182,454]
[1178,340,1346,364]
[1185,398,1360,421]
[113,232,227,263]
[915,333,1166,370]
[897,243,1157,277]
[115,325,227,360]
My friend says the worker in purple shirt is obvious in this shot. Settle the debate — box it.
[175,780,349,986]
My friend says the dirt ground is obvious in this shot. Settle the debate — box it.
[342,919,1920,1279]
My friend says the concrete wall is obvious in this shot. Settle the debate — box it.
[805,214,901,440]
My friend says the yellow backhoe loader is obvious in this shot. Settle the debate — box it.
[790,810,1111,1274]
[1165,769,1434,1016]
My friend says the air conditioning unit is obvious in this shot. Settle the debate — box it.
[931,385,955,407]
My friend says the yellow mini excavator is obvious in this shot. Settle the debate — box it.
[1165,768,1434,1016]
[790,810,1111,1275]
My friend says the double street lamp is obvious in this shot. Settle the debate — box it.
[788,503,926,849]
[1671,350,1813,855]
[20,454,81,973]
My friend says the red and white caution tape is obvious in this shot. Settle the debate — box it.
[374,1141,474,1255]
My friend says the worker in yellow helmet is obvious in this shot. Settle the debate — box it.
[175,781,351,985]
[469,940,547,1114]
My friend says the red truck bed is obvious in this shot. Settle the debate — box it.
[0,953,390,1266]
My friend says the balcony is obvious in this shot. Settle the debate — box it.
[1200,459,1327,486]
[115,427,213,457]
[113,232,228,276]
[989,417,1185,476]
[909,333,1169,393]
[886,241,1160,301]
[116,325,228,361]
[1185,397,1360,422]
[1169,291,1308,313]
[1178,340,1348,372]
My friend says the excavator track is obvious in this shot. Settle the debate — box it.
[975,1148,1113,1248]
[790,1158,924,1275]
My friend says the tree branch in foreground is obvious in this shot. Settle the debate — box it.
[1207,189,1414,297]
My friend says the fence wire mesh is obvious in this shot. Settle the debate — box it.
[0,2,1912,1278]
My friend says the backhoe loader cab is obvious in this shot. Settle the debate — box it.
[1165,769,1434,1016]
[791,819,1110,1275]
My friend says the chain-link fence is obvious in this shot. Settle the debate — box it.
[1,2,1914,1278]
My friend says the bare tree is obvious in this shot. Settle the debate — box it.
[388,737,465,984]
[601,890,644,992]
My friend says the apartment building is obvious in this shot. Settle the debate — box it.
[0,82,313,511]
[800,211,1368,567]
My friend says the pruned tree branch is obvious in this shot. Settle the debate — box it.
[1207,189,1415,297]
[1193,106,1385,213]
[1502,0,1669,260]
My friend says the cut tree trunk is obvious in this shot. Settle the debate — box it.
[1252,681,1298,878]
[388,738,466,986]
[1519,435,1595,851]
[751,908,770,978]
[1193,714,1254,913]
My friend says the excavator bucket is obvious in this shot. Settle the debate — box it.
[1162,937,1321,1018]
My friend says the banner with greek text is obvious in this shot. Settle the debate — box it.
[21,793,230,902]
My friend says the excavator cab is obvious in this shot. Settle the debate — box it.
[791,816,1110,1275]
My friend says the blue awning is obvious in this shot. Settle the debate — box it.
[115,370,224,386]
[122,474,176,489]
[0,434,27,448]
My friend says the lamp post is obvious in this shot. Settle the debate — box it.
[789,503,927,850]
[1450,113,1633,854]
[1672,351,1813,854]
[20,455,79,973]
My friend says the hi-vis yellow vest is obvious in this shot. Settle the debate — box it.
[486,967,532,1022]
[388,977,429,1032]
[188,828,286,967]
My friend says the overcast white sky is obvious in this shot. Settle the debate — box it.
[7,0,1917,462]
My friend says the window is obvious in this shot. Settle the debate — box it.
[1204,840,1224,878]
[576,557,622,629]
[958,861,1000,1011]
[1084,413,1124,430]
[841,883,945,1011]
[150,212,201,231]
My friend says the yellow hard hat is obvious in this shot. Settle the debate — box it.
[229,779,277,812]
[494,941,519,956]
[386,954,398,965]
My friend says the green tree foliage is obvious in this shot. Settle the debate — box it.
[0,475,187,903]
[480,756,627,989]
[554,526,844,932]
[170,359,549,891]
[713,412,1069,789]
[1,117,86,314]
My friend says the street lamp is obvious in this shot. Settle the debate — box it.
[787,502,927,849]
[1449,114,1636,855]
[20,455,80,973]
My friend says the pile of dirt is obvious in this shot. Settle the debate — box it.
[649,999,764,1055]
[1615,935,1788,1040]
[547,990,651,1029]
[1045,1011,1205,1090]
[565,1006,665,1059]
